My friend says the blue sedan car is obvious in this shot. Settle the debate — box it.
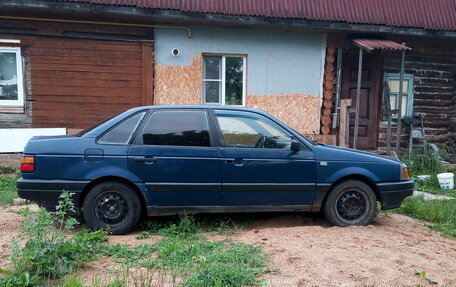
[17,106,414,234]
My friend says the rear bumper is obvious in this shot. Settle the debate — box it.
[377,180,414,210]
[16,178,88,211]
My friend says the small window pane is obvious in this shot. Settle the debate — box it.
[389,95,397,111]
[99,112,146,144]
[389,94,408,116]
[141,110,210,147]
[204,81,221,104]
[225,57,244,105]
[215,111,291,149]
[204,56,222,80]
[0,51,19,101]
[388,79,409,93]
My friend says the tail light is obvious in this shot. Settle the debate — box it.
[20,156,35,172]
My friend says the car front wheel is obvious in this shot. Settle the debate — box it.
[83,181,141,234]
[323,180,376,227]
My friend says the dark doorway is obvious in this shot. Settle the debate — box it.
[341,53,383,150]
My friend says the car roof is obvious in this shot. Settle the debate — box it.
[128,105,271,116]
[146,105,263,112]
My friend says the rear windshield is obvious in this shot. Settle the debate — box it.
[76,112,123,137]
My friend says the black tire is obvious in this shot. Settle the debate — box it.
[323,180,376,227]
[82,181,142,234]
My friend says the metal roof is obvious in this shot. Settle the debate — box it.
[352,39,412,52]
[49,0,456,31]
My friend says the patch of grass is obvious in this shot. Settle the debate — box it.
[153,216,269,286]
[2,196,269,287]
[58,277,125,287]
[0,176,17,206]
[397,196,456,238]
[102,243,156,268]
[113,216,270,286]
[139,213,253,236]
[156,236,269,286]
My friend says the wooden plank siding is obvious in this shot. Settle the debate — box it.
[29,37,153,129]
[0,32,153,130]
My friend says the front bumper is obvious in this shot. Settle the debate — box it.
[377,180,414,210]
[17,178,88,211]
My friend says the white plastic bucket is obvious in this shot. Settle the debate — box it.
[437,172,454,190]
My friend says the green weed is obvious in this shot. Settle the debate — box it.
[403,149,443,176]
[414,269,439,284]
[1,192,107,285]
[0,166,19,175]
[2,196,270,287]
[397,196,456,238]
[0,176,17,206]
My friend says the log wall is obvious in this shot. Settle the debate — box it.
[380,45,456,154]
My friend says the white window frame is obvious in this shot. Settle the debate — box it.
[202,55,246,106]
[0,46,24,107]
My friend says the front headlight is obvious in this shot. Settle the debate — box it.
[401,164,410,180]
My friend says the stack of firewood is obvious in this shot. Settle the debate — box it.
[321,47,336,135]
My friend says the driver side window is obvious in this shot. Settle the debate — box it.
[214,110,291,149]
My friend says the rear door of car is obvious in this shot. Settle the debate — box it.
[213,110,316,207]
[127,109,221,206]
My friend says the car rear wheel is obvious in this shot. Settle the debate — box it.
[83,181,141,234]
[323,180,376,227]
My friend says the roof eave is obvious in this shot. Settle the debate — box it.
[1,0,455,38]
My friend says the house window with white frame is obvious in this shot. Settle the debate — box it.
[203,55,245,106]
[385,73,414,118]
[0,46,24,107]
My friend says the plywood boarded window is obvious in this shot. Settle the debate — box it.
[0,46,24,107]
[203,55,245,106]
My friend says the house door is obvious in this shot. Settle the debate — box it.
[341,53,382,150]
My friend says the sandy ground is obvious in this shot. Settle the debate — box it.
[0,204,455,287]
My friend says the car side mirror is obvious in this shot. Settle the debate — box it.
[291,139,301,152]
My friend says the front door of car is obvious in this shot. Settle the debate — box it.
[213,110,316,207]
[128,109,221,206]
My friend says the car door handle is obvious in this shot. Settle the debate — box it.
[224,158,245,166]
[134,156,157,163]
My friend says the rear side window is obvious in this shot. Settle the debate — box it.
[138,110,210,147]
[98,112,146,145]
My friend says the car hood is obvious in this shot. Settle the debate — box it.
[312,145,401,164]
